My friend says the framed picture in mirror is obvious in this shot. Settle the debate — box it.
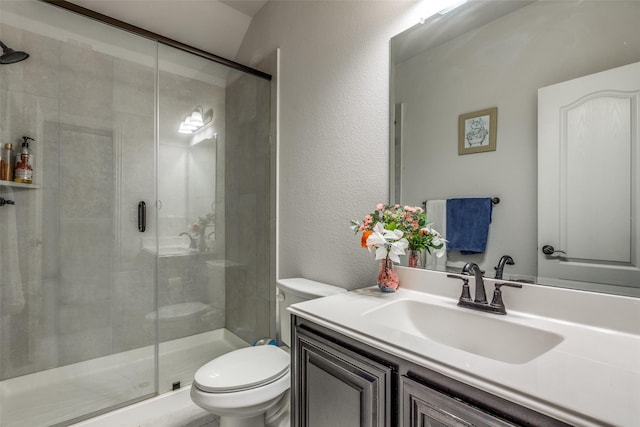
[458,107,497,155]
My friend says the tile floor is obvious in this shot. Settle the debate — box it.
[137,404,218,427]
[2,330,246,427]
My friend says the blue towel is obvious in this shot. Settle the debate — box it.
[446,198,492,254]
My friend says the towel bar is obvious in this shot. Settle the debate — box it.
[422,197,500,210]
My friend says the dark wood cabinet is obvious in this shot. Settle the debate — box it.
[292,316,571,427]
[292,324,393,427]
[402,376,517,427]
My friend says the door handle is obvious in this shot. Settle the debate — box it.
[542,245,566,256]
[138,201,146,232]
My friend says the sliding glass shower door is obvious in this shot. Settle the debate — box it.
[154,45,272,393]
[154,45,232,393]
[0,1,273,425]
[0,1,158,425]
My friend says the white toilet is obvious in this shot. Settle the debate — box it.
[190,278,346,427]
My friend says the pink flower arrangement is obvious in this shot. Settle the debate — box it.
[350,204,446,256]
[191,211,215,236]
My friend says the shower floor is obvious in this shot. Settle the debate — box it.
[0,329,248,427]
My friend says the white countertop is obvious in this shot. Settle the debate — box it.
[288,267,640,427]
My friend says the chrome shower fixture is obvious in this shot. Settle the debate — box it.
[0,41,29,64]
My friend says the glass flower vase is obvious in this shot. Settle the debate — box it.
[408,249,423,269]
[198,232,208,252]
[377,256,399,292]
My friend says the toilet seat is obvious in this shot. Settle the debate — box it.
[194,345,289,393]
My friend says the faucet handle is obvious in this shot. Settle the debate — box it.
[446,274,472,303]
[495,282,523,289]
[490,282,523,314]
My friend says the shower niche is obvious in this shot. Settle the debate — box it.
[0,1,272,426]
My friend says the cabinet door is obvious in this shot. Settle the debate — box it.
[402,376,518,427]
[294,328,392,427]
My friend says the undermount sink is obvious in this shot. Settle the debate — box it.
[141,245,196,256]
[155,246,196,256]
[142,236,198,256]
[363,299,563,364]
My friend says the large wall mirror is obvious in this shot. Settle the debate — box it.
[390,0,640,296]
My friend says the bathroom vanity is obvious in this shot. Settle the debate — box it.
[292,317,565,426]
[289,267,640,426]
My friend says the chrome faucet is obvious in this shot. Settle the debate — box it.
[179,232,197,249]
[494,255,515,279]
[447,262,522,315]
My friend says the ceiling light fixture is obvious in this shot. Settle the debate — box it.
[417,0,467,24]
[438,0,467,15]
[178,119,196,134]
[178,106,213,135]
[189,107,205,127]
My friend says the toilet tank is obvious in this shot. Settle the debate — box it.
[276,278,346,347]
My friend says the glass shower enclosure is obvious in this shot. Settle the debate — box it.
[0,1,273,425]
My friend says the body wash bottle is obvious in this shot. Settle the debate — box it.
[14,136,34,184]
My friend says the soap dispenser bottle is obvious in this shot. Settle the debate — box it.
[14,136,34,184]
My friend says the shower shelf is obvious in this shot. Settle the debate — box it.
[0,181,40,189]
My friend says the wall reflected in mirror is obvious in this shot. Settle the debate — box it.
[189,134,217,249]
[390,0,640,296]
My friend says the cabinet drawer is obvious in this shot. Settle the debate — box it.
[402,376,518,427]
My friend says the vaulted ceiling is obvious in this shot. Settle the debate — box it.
[67,0,268,60]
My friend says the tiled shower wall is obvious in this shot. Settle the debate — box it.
[0,22,159,378]
[0,16,265,379]
[224,73,272,345]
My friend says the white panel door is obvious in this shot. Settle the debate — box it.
[538,61,640,287]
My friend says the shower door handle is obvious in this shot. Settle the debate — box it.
[138,201,146,232]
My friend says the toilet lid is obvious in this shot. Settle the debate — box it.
[194,345,289,393]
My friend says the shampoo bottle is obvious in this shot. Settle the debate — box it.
[14,136,34,184]
[1,143,14,181]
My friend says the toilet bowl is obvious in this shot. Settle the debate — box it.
[191,345,290,427]
[190,278,346,427]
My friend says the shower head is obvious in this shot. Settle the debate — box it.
[0,41,29,64]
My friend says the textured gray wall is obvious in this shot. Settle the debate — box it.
[237,1,418,290]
